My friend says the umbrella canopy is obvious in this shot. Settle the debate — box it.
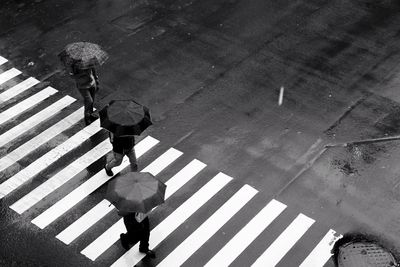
[58,42,108,69]
[100,100,152,136]
[106,172,166,214]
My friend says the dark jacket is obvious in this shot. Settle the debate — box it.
[71,67,98,89]
[110,133,135,154]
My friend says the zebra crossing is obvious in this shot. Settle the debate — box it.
[0,55,342,266]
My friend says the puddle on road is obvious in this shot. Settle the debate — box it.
[330,143,388,176]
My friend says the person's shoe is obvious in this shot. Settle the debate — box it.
[90,112,99,120]
[139,249,156,258]
[84,118,92,126]
[120,234,130,250]
[104,164,114,176]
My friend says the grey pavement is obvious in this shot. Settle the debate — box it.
[1,0,400,266]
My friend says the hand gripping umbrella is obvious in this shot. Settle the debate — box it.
[58,42,108,70]
[105,172,166,214]
[99,99,152,136]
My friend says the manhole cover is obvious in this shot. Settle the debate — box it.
[338,241,398,267]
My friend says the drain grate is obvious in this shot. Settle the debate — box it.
[338,241,398,267]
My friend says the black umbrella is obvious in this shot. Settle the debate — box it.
[106,172,166,214]
[99,100,152,136]
[58,42,108,69]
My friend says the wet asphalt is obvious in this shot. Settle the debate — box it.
[1,0,400,266]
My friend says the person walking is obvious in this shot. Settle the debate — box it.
[70,65,99,125]
[58,42,108,125]
[104,133,138,176]
[118,211,156,258]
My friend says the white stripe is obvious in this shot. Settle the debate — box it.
[299,229,342,267]
[140,148,183,176]
[251,213,315,267]
[80,148,183,260]
[59,159,205,245]
[0,108,83,173]
[0,96,76,148]
[31,136,159,229]
[0,68,21,86]
[157,185,258,267]
[204,199,287,267]
[56,199,115,245]
[0,118,100,199]
[0,77,40,103]
[110,173,233,267]
[10,138,111,214]
[0,87,57,125]
[0,56,7,66]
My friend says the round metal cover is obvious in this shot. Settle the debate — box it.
[338,241,398,267]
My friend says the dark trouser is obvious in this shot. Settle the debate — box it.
[106,148,138,172]
[122,214,150,251]
[78,85,97,124]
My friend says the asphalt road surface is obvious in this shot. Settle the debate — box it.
[1,0,400,266]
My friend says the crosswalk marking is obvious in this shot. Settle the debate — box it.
[110,172,233,267]
[204,199,287,267]
[0,118,100,199]
[299,229,342,267]
[0,68,21,86]
[251,213,315,267]
[162,159,206,198]
[0,56,7,66]
[0,86,57,125]
[80,148,183,261]
[157,184,258,267]
[0,108,83,173]
[31,136,159,229]
[140,148,183,175]
[0,96,76,148]
[0,77,40,103]
[58,159,206,245]
[10,138,111,214]
[56,199,115,245]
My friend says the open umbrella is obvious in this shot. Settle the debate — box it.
[106,172,166,214]
[99,99,152,136]
[58,42,108,69]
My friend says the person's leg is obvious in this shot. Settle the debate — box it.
[126,148,138,171]
[139,217,155,257]
[122,214,140,247]
[78,88,94,125]
[105,152,123,176]
[88,85,99,120]
[139,217,150,251]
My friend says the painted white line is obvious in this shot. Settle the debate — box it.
[56,199,115,245]
[0,77,40,103]
[0,108,83,173]
[299,229,342,267]
[0,68,21,86]
[278,86,284,106]
[110,173,233,267]
[0,56,7,66]
[163,159,206,198]
[0,96,76,148]
[251,213,315,267]
[204,199,287,267]
[80,148,183,261]
[31,136,159,229]
[157,185,258,267]
[10,138,111,214]
[59,159,206,245]
[0,118,100,199]
[0,86,57,125]
[140,148,183,176]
